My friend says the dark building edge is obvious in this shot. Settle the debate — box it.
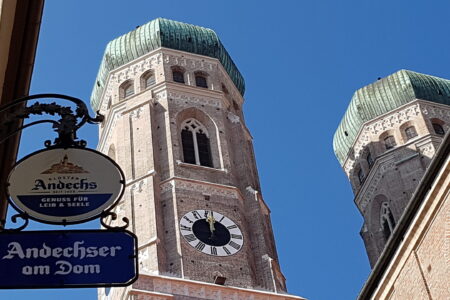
[0,0,44,228]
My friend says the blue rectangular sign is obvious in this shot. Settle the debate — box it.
[0,230,138,289]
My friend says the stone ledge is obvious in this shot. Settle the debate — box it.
[130,273,306,300]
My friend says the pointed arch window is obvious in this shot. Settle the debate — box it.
[380,202,395,241]
[366,152,374,169]
[432,122,445,135]
[357,168,365,185]
[181,119,212,167]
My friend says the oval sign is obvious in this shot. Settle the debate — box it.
[7,147,124,224]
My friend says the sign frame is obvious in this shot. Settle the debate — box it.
[0,229,139,289]
[6,146,126,225]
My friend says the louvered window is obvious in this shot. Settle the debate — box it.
[173,70,185,83]
[145,74,155,88]
[384,135,396,150]
[120,81,134,100]
[124,84,134,98]
[195,75,207,88]
[404,126,417,140]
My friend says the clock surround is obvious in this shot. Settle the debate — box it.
[180,210,244,257]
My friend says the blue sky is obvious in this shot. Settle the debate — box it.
[2,1,450,299]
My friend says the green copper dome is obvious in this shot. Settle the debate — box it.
[333,70,450,165]
[90,18,245,111]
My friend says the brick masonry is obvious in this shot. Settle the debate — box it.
[371,157,450,299]
[342,100,450,266]
[96,48,302,300]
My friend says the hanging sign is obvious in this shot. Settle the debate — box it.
[0,230,138,289]
[7,147,125,224]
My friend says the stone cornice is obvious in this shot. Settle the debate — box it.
[160,177,242,202]
[96,48,244,112]
[343,99,450,175]
[131,273,305,300]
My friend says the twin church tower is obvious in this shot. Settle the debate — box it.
[91,16,450,299]
[333,70,450,267]
[92,18,303,300]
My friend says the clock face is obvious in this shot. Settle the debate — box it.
[180,210,244,256]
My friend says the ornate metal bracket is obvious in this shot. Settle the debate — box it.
[0,93,103,148]
[100,211,130,231]
[0,213,30,232]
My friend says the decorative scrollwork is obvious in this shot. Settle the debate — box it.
[0,94,104,148]
[100,211,130,231]
[1,213,30,232]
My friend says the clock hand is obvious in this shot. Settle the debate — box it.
[206,212,216,238]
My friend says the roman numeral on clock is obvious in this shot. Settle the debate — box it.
[195,241,206,251]
[229,241,241,250]
[192,211,201,220]
[210,246,217,256]
[183,216,193,223]
[227,224,237,230]
[204,210,214,218]
[184,234,197,242]
[180,225,192,231]
[222,246,231,255]
[231,234,242,240]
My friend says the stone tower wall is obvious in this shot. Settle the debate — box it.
[343,100,450,266]
[96,48,287,299]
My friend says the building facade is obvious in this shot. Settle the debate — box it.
[91,18,303,300]
[333,70,450,267]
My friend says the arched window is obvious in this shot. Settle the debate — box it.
[404,126,417,140]
[366,152,374,169]
[181,119,212,167]
[120,81,134,100]
[172,67,185,84]
[195,73,208,88]
[432,122,445,135]
[380,202,395,241]
[384,135,396,150]
[141,71,155,89]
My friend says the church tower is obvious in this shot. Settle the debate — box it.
[333,70,450,267]
[92,18,303,300]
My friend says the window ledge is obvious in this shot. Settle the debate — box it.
[176,160,227,173]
